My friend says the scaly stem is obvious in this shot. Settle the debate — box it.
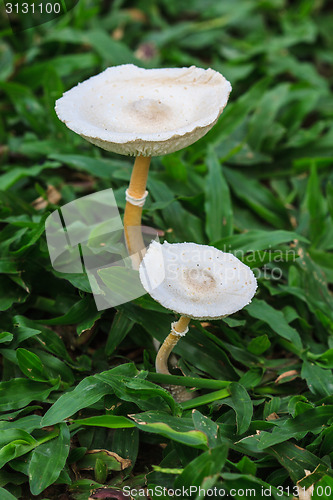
[124,155,151,270]
[156,315,193,402]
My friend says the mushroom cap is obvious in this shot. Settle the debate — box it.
[139,241,257,320]
[55,64,231,157]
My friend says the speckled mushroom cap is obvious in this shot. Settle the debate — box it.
[139,241,257,320]
[55,64,232,157]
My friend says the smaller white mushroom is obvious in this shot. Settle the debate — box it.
[139,241,257,401]
[139,241,257,320]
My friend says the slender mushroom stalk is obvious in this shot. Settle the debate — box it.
[139,241,258,403]
[123,155,151,269]
[155,315,192,401]
[155,315,191,374]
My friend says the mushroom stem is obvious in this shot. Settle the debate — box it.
[156,316,193,402]
[124,155,151,270]
[156,316,191,375]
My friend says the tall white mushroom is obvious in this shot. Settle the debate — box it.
[139,241,257,400]
[55,65,231,268]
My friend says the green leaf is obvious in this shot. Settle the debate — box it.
[73,415,135,429]
[248,335,271,355]
[0,488,17,500]
[0,332,13,344]
[221,383,253,434]
[174,444,228,490]
[95,373,178,414]
[302,165,327,244]
[129,412,208,449]
[258,405,333,449]
[246,299,303,350]
[105,310,135,356]
[204,147,233,241]
[29,423,70,495]
[312,476,333,500]
[98,267,146,308]
[0,379,56,412]
[247,83,289,151]
[41,364,138,426]
[269,441,330,483]
[192,410,219,448]
[48,154,124,180]
[16,348,49,382]
[214,229,308,253]
[223,168,289,228]
[301,361,333,398]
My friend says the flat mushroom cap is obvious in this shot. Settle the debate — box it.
[55,64,232,157]
[139,241,257,320]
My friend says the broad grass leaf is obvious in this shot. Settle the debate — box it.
[0,379,56,412]
[247,83,289,151]
[247,335,271,355]
[95,373,178,414]
[49,154,123,180]
[301,165,327,245]
[98,267,146,308]
[308,349,333,369]
[106,310,135,356]
[174,444,228,490]
[209,78,272,144]
[258,405,333,449]
[28,423,70,496]
[40,296,102,336]
[312,476,333,500]
[41,364,138,426]
[73,415,135,429]
[0,276,29,311]
[0,82,46,133]
[129,412,208,449]
[0,162,61,191]
[0,430,37,469]
[16,348,49,382]
[0,415,42,434]
[0,488,17,500]
[112,427,139,471]
[221,383,253,435]
[148,178,205,243]
[0,332,13,344]
[224,168,289,228]
[269,442,330,483]
[246,299,302,350]
[301,361,333,398]
[192,410,219,448]
[204,147,233,241]
[213,229,308,253]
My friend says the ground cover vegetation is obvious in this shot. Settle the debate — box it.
[0,0,333,498]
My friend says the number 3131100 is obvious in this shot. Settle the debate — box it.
[6,3,61,14]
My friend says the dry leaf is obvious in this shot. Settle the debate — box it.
[82,449,131,470]
[295,469,314,500]
[32,185,61,210]
[275,370,298,384]
[266,412,279,421]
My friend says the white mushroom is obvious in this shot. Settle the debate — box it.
[55,64,232,157]
[55,65,232,271]
[139,241,257,400]
[139,241,257,320]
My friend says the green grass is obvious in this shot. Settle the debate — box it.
[0,0,333,498]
